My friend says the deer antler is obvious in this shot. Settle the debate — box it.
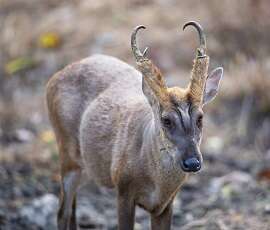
[131,25,170,108]
[183,21,209,105]
[131,25,149,62]
[183,21,206,58]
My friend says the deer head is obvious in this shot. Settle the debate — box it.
[131,22,223,172]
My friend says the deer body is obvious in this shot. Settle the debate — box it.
[79,56,188,212]
[46,22,223,230]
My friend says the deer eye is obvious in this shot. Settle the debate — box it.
[162,117,174,129]
[196,115,203,129]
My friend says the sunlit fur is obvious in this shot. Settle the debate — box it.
[136,54,209,110]
[187,56,209,105]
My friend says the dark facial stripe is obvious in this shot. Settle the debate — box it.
[175,108,186,132]
[176,104,192,134]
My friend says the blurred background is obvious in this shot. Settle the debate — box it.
[0,0,270,229]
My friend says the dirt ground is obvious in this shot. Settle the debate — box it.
[0,0,270,229]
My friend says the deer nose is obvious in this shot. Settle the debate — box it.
[182,157,201,172]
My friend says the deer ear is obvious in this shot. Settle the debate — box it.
[203,67,223,105]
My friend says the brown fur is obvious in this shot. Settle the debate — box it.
[136,59,172,108]
[167,87,189,104]
[136,55,209,110]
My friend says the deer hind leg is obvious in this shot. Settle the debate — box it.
[58,169,81,230]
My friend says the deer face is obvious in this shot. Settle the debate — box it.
[131,22,223,173]
[160,91,203,172]
[159,69,222,172]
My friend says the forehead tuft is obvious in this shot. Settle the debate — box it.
[167,87,189,106]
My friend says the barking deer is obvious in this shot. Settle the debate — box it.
[46,21,223,230]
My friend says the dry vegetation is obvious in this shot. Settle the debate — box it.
[0,0,270,229]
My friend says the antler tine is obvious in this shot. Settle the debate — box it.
[183,21,206,57]
[131,25,149,62]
